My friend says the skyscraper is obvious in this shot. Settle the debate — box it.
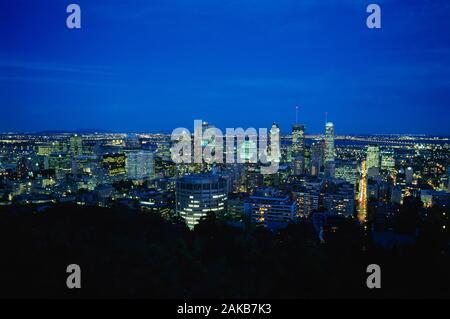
[291,124,305,156]
[69,135,83,157]
[366,146,380,170]
[324,122,335,178]
[176,174,228,229]
[126,150,155,181]
[310,142,324,176]
[381,150,396,174]
[335,160,359,187]
[292,124,305,175]
[268,122,281,164]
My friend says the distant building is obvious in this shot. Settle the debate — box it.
[291,124,305,156]
[245,187,297,230]
[324,122,335,178]
[291,124,305,175]
[335,160,359,187]
[381,150,395,174]
[292,181,321,218]
[126,150,155,181]
[176,174,228,229]
[69,135,83,156]
[366,145,380,170]
[322,180,355,217]
[310,142,324,176]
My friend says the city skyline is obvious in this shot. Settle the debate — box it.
[1,0,450,134]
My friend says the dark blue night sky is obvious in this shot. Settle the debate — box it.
[1,0,449,134]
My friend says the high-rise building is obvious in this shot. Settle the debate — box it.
[324,122,335,178]
[245,188,297,230]
[126,150,155,181]
[322,180,355,217]
[268,122,281,164]
[291,124,305,175]
[381,150,396,174]
[366,146,380,170]
[291,124,305,156]
[176,174,228,229]
[292,180,322,218]
[69,135,83,156]
[310,142,324,176]
[335,160,359,187]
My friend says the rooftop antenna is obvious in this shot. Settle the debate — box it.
[295,105,299,124]
[325,111,328,124]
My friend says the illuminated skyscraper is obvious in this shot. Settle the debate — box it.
[126,150,155,181]
[381,150,396,174]
[268,122,281,164]
[335,160,359,187]
[366,146,380,170]
[310,142,324,176]
[176,174,228,229]
[292,124,305,175]
[69,135,83,156]
[324,122,335,177]
[292,124,305,156]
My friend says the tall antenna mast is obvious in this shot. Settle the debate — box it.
[325,111,328,124]
[295,105,299,124]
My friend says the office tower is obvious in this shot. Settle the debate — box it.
[310,142,324,176]
[291,124,305,156]
[268,122,281,164]
[366,146,380,170]
[324,122,335,178]
[244,188,297,230]
[176,174,228,229]
[69,135,83,156]
[292,181,322,218]
[126,150,155,181]
[291,124,305,175]
[304,146,311,175]
[293,156,305,175]
[322,180,355,217]
[335,160,359,187]
[381,150,396,174]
